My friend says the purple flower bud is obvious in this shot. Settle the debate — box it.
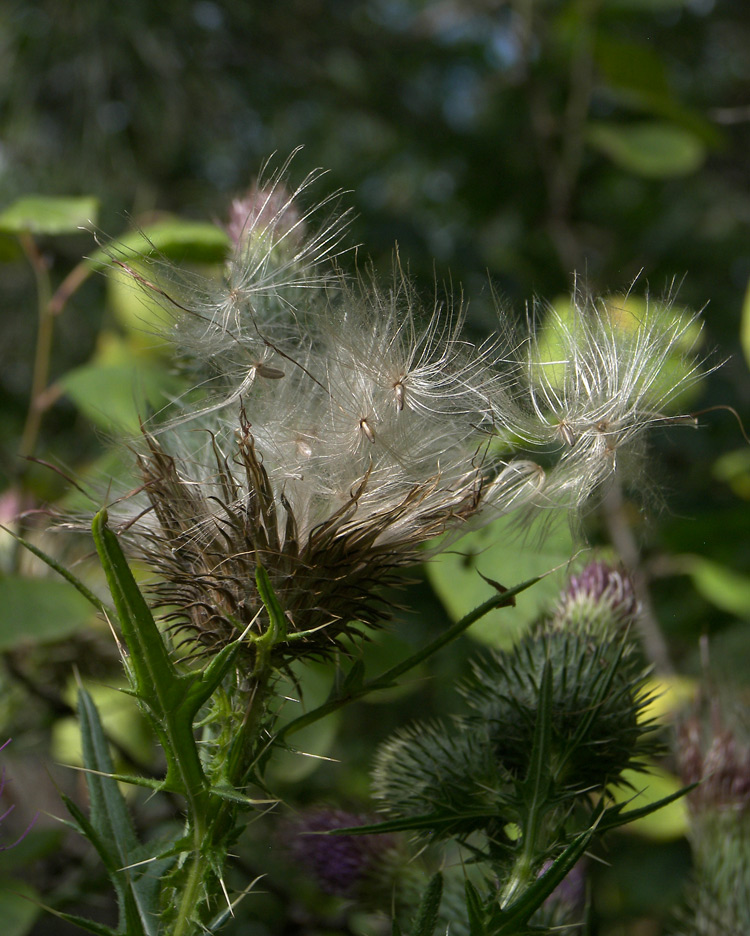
[678,713,750,813]
[225,181,303,249]
[555,561,639,634]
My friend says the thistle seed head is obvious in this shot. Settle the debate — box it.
[107,161,707,662]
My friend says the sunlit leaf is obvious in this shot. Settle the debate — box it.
[58,343,183,432]
[0,196,99,235]
[426,516,574,648]
[741,275,750,369]
[86,218,230,271]
[610,764,689,841]
[639,674,696,724]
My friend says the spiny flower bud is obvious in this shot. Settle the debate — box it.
[678,717,750,812]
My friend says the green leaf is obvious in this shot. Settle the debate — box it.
[594,36,722,146]
[597,783,695,836]
[520,660,553,810]
[741,275,750,370]
[3,528,110,617]
[685,555,750,619]
[0,879,40,936]
[90,510,209,799]
[91,510,179,706]
[426,516,573,648]
[586,121,705,178]
[0,577,96,650]
[75,688,160,936]
[59,356,183,433]
[256,564,288,643]
[0,196,100,235]
[409,873,443,936]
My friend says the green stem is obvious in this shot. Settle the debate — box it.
[172,816,209,936]
[211,664,272,844]
[499,805,548,908]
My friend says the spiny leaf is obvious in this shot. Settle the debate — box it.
[76,689,161,936]
[35,904,121,936]
[520,659,553,810]
[256,564,287,643]
[465,879,487,936]
[597,782,696,834]
[409,873,443,936]
[91,509,210,799]
[91,509,179,708]
[180,639,242,722]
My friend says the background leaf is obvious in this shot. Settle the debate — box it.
[0,196,99,235]
[0,577,96,650]
[586,121,705,177]
[0,879,40,936]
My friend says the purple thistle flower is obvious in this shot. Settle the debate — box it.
[283,808,397,898]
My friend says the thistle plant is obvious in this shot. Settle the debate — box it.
[674,702,750,935]
[23,161,706,935]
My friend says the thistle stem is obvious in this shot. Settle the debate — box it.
[601,479,674,673]
[18,231,54,463]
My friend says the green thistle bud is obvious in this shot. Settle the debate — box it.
[373,569,658,841]
[462,624,657,792]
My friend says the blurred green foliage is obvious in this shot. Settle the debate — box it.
[0,1,749,934]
